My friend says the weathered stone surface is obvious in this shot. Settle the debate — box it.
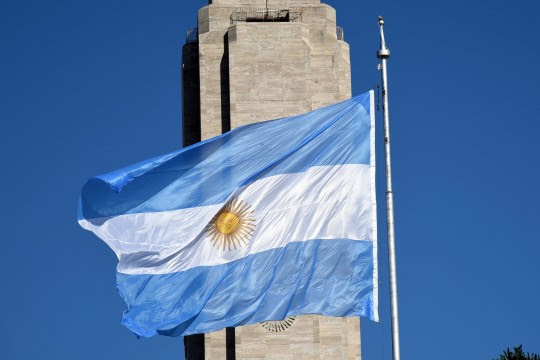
[203,316,361,359]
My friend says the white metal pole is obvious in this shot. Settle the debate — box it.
[377,16,402,360]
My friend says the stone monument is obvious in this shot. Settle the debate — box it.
[181,1,359,358]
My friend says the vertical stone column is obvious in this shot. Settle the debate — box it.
[198,5,234,140]
[182,1,360,359]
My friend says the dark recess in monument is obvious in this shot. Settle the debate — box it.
[220,33,231,133]
[226,327,236,359]
[181,28,201,147]
[246,13,289,22]
[230,8,303,24]
[184,333,205,360]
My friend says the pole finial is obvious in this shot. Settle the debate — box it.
[377,16,391,59]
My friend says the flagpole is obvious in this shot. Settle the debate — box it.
[377,16,402,360]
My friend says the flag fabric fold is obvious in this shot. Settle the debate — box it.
[78,90,378,337]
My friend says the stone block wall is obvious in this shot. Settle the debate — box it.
[205,316,361,359]
[228,22,313,126]
[194,0,351,140]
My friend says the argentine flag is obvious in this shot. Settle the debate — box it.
[78,91,378,337]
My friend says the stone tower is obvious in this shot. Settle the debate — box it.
[181,1,359,359]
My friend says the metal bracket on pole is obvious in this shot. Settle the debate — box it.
[377,16,402,360]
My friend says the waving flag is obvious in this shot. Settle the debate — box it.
[78,91,378,337]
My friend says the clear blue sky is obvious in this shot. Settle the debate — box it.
[1,0,539,359]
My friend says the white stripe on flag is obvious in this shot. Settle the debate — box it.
[79,163,375,275]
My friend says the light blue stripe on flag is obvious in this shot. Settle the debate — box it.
[118,239,375,337]
[80,93,372,220]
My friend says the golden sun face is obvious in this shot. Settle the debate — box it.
[206,198,256,251]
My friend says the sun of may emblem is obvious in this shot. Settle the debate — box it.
[206,198,256,251]
[260,317,296,332]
